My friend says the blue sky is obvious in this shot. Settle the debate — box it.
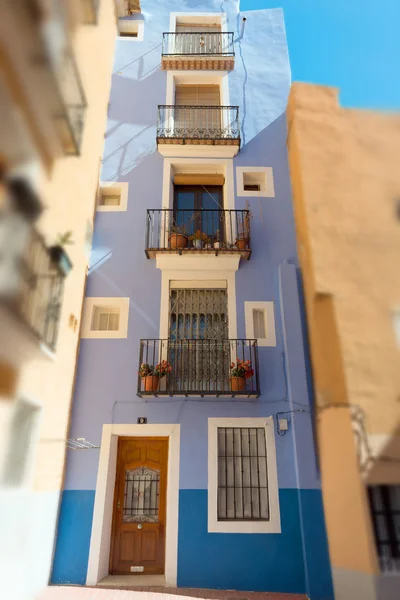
[240,0,400,110]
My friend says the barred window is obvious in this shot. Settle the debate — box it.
[217,427,269,521]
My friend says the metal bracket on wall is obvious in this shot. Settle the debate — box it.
[67,437,100,450]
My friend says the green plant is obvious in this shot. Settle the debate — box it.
[139,363,154,378]
[230,359,254,379]
[169,222,189,236]
[56,231,74,246]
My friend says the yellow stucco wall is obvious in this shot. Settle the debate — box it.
[13,2,117,492]
[287,82,400,587]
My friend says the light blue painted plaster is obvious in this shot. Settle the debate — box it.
[56,1,332,596]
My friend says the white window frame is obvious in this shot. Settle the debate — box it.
[236,166,275,197]
[208,417,281,533]
[97,182,128,212]
[156,255,239,341]
[169,12,228,34]
[245,301,276,347]
[81,297,130,339]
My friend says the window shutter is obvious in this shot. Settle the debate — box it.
[175,85,220,106]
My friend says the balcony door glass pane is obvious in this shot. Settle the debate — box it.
[174,186,223,241]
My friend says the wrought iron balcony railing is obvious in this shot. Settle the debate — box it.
[20,0,87,155]
[157,106,240,146]
[162,32,235,56]
[138,339,260,397]
[3,227,65,351]
[145,209,251,259]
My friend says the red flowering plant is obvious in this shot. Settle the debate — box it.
[230,359,254,379]
[154,360,173,378]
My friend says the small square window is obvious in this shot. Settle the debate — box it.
[245,301,276,347]
[118,18,144,41]
[236,167,275,197]
[91,306,120,332]
[252,309,266,339]
[97,182,128,212]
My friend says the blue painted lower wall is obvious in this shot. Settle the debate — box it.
[51,488,333,599]
[51,490,95,585]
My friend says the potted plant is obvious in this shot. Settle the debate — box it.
[139,363,159,392]
[49,231,74,276]
[189,230,210,249]
[214,229,221,250]
[168,223,188,250]
[139,360,172,392]
[230,359,254,392]
[236,201,252,250]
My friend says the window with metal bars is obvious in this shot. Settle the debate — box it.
[217,427,269,521]
[367,485,400,572]
[123,467,160,523]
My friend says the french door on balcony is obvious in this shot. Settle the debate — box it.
[175,23,223,55]
[174,85,221,137]
[168,287,229,393]
[174,185,223,242]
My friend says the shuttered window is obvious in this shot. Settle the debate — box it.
[175,85,220,106]
[91,306,120,331]
[217,427,269,521]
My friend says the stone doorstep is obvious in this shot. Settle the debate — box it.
[91,586,308,600]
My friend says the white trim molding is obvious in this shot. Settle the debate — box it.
[86,424,180,587]
[236,167,275,197]
[208,417,281,534]
[81,297,130,339]
[156,255,239,340]
[169,12,228,34]
[244,301,277,347]
[97,182,129,212]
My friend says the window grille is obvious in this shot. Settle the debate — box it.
[123,467,160,523]
[368,485,400,572]
[217,427,269,521]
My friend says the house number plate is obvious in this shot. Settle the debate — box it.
[130,566,144,572]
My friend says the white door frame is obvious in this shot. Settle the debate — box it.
[86,424,181,586]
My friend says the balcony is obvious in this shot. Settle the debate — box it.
[1,226,66,353]
[157,106,240,157]
[145,209,251,260]
[161,32,235,70]
[137,339,260,398]
[8,1,87,156]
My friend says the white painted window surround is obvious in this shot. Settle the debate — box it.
[169,12,228,34]
[117,18,144,41]
[245,301,276,347]
[208,417,281,533]
[81,298,130,339]
[236,167,275,197]
[97,182,128,212]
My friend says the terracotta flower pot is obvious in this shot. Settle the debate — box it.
[236,237,249,251]
[230,377,246,392]
[169,233,188,250]
[142,375,159,393]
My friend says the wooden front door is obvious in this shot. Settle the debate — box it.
[110,437,169,575]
